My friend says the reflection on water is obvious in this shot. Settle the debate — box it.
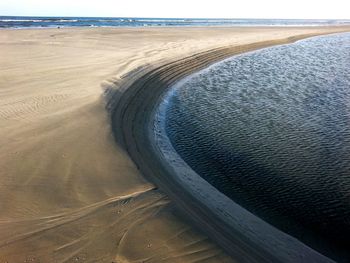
[162,33,350,261]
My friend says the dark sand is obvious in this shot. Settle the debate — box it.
[110,30,350,263]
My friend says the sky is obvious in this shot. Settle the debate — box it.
[0,0,349,19]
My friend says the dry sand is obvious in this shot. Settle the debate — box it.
[0,26,349,263]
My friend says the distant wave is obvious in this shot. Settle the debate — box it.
[1,16,350,29]
[0,19,78,22]
[1,19,41,22]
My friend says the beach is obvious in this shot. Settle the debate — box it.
[1,26,349,262]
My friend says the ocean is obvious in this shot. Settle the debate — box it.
[1,16,350,28]
[158,32,350,261]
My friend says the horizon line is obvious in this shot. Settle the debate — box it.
[1,15,350,21]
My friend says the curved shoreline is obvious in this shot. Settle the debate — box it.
[109,32,344,262]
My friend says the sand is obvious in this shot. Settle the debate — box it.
[1,26,350,263]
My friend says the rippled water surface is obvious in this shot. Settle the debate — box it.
[162,33,350,260]
[1,16,350,28]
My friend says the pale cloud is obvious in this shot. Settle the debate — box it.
[0,0,349,19]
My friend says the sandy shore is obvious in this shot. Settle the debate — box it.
[1,26,350,262]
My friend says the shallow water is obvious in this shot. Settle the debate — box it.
[162,33,350,260]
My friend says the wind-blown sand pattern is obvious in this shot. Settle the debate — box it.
[1,26,350,262]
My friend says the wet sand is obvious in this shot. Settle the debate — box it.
[1,26,350,262]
